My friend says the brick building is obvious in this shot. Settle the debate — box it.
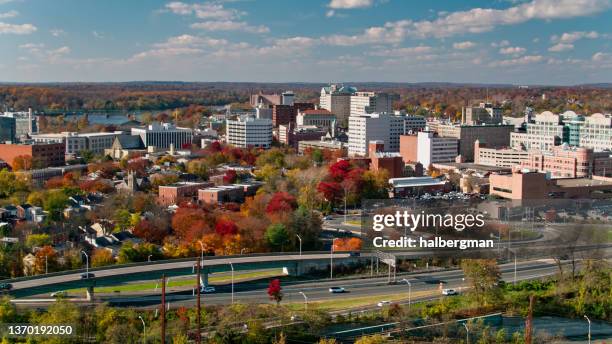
[158,182,212,206]
[0,142,65,169]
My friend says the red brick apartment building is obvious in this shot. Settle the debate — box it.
[272,102,315,127]
[0,142,65,169]
[158,181,213,206]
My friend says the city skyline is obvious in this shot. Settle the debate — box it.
[0,0,611,84]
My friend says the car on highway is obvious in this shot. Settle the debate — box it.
[323,215,333,220]
[377,300,392,307]
[50,291,67,298]
[80,272,95,279]
[329,286,346,293]
[0,283,12,291]
[442,288,457,296]
[201,286,216,293]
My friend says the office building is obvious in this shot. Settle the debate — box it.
[31,131,124,155]
[511,110,611,152]
[278,124,326,148]
[416,131,459,167]
[320,84,356,125]
[296,109,336,130]
[281,91,295,106]
[0,116,16,143]
[368,141,404,178]
[298,138,346,155]
[131,123,193,149]
[0,142,65,169]
[348,112,405,156]
[521,144,612,178]
[2,108,36,139]
[350,91,393,117]
[250,93,281,108]
[474,140,530,168]
[432,123,515,161]
[462,102,503,125]
[226,116,273,148]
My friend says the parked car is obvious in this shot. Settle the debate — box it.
[50,291,67,298]
[377,300,392,307]
[0,283,12,291]
[201,286,216,293]
[442,288,457,296]
[329,286,346,293]
[80,272,95,279]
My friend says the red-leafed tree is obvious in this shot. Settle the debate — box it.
[215,218,238,236]
[329,159,352,181]
[171,207,211,242]
[223,170,237,184]
[265,192,297,214]
[267,278,283,304]
[317,181,342,204]
[134,219,169,244]
[209,141,222,153]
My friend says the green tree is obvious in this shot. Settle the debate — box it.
[0,169,29,198]
[186,159,209,180]
[0,297,17,323]
[43,190,69,221]
[26,233,52,248]
[461,259,501,306]
[265,224,289,251]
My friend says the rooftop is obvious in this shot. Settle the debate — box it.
[389,176,446,188]
[555,178,612,188]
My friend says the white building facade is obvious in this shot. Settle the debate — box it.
[348,113,405,156]
[226,116,273,148]
[416,131,459,167]
[131,123,193,149]
[319,84,356,125]
[350,92,392,117]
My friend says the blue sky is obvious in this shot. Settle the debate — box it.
[0,0,611,84]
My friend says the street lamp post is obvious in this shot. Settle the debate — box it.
[81,251,89,275]
[197,240,204,266]
[584,315,591,344]
[330,242,334,280]
[240,248,246,255]
[229,262,234,304]
[296,234,302,256]
[147,254,152,262]
[298,291,308,311]
[45,255,48,274]
[138,316,146,344]
[463,323,469,344]
[401,279,411,311]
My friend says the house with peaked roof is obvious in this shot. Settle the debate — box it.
[104,135,148,159]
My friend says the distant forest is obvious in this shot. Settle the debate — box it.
[1,82,611,118]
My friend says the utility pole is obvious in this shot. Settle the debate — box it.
[196,260,202,344]
[161,274,166,344]
[525,295,534,344]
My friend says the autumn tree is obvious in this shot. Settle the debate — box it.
[267,279,283,305]
[34,245,59,274]
[171,207,211,242]
[266,192,297,215]
[12,155,32,171]
[91,249,115,267]
[215,218,238,236]
[133,219,169,244]
[223,169,237,184]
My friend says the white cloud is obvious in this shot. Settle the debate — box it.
[491,40,510,47]
[190,20,269,33]
[0,10,17,18]
[320,0,612,45]
[326,10,335,17]
[592,52,610,61]
[453,41,476,49]
[19,43,44,51]
[548,43,574,52]
[0,22,36,34]
[0,0,16,4]
[328,0,373,9]
[369,46,433,56]
[490,55,543,66]
[499,46,526,55]
[552,30,599,43]
[50,28,65,37]
[166,1,244,20]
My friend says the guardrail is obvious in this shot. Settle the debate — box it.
[0,250,359,283]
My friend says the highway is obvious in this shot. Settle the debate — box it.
[97,259,566,309]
